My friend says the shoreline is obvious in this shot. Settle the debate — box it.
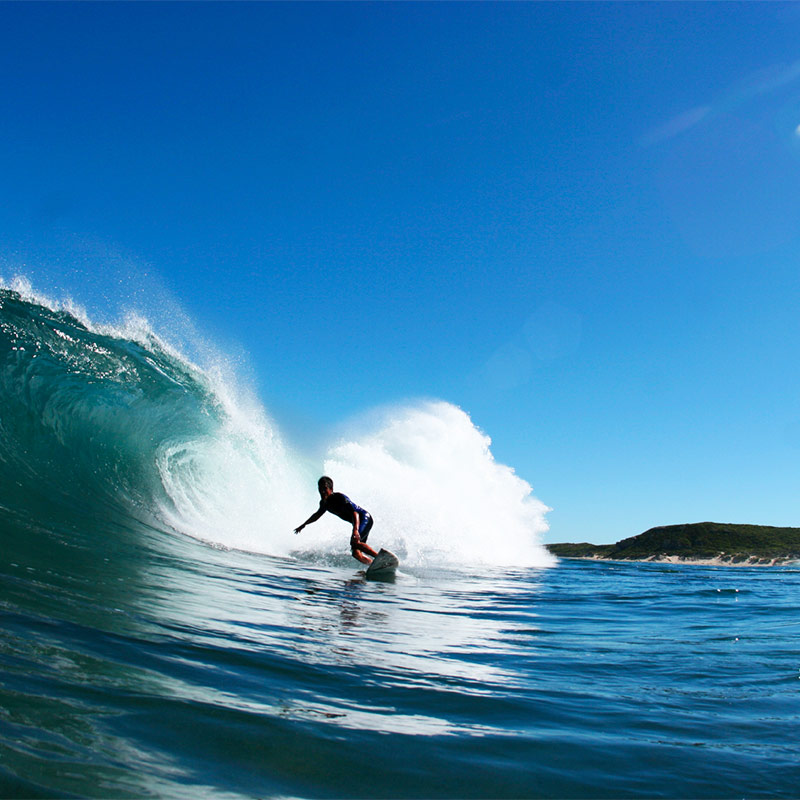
[557,554,800,567]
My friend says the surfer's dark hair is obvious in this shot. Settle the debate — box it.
[318,476,333,492]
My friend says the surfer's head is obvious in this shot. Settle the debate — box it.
[318,475,334,496]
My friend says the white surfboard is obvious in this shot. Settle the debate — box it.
[365,548,399,579]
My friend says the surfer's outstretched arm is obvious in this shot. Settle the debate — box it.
[294,508,324,534]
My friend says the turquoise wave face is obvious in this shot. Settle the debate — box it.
[0,285,314,572]
[0,288,220,536]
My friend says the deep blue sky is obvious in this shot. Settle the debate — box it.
[3,2,800,543]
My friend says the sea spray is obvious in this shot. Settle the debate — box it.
[322,402,554,568]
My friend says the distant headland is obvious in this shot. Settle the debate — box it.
[546,522,800,566]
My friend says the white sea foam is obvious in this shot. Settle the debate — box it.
[157,397,555,569]
[320,401,554,568]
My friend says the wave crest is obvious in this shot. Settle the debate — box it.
[323,402,554,568]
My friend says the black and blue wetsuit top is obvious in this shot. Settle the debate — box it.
[320,492,371,533]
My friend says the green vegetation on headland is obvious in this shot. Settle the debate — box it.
[547,522,800,566]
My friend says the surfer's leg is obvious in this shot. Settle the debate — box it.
[351,517,378,563]
[351,547,373,565]
[350,536,377,563]
[356,517,378,558]
[359,516,377,551]
[355,539,378,558]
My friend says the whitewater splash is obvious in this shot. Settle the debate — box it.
[0,277,553,568]
[318,403,553,567]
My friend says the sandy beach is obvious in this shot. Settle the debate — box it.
[563,554,799,567]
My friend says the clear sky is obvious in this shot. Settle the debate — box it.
[2,2,800,544]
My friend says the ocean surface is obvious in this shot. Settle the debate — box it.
[1,284,799,798]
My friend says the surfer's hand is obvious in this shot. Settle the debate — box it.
[294,525,303,534]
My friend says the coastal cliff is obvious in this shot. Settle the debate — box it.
[547,522,800,566]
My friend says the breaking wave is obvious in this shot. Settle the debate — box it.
[0,278,552,568]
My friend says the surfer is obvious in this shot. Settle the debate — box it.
[294,476,379,565]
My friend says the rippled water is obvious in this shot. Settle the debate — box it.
[3,531,799,799]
